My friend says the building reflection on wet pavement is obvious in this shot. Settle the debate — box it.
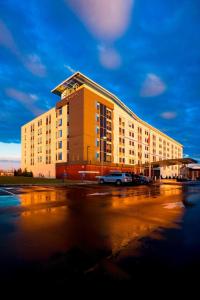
[0,184,200,283]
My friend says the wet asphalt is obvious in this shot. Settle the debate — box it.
[0,183,200,284]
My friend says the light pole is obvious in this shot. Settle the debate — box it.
[100,136,107,175]
[87,145,90,164]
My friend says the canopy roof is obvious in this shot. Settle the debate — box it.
[187,163,200,170]
[147,158,197,167]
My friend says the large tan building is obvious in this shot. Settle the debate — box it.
[21,72,183,179]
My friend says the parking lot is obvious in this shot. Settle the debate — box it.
[0,183,200,283]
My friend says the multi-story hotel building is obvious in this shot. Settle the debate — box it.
[21,72,183,179]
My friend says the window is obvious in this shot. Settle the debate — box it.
[58,152,62,160]
[111,173,122,177]
[96,114,100,122]
[96,140,99,147]
[96,152,100,159]
[58,119,62,126]
[59,108,62,115]
[58,141,62,149]
[59,130,62,138]
[106,110,111,120]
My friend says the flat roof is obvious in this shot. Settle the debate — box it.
[148,158,197,167]
[51,72,183,146]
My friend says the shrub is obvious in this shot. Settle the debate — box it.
[14,168,33,177]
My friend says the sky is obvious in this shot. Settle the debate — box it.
[0,0,200,169]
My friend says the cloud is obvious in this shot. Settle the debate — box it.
[5,88,44,116]
[160,111,177,119]
[0,20,19,55]
[140,73,166,97]
[64,64,76,73]
[66,0,134,41]
[23,54,47,77]
[30,94,38,100]
[98,45,121,69]
[0,19,46,77]
[66,0,134,69]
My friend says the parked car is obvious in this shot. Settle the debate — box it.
[131,174,152,185]
[99,172,132,185]
[139,176,152,184]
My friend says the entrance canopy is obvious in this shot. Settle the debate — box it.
[187,164,200,170]
[145,158,197,168]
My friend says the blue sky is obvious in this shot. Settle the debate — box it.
[0,0,200,167]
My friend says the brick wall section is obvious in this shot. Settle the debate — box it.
[56,163,140,180]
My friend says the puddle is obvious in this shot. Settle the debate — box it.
[163,202,185,209]
[0,195,20,208]
[88,192,110,196]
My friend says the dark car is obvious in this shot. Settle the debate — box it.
[131,174,152,185]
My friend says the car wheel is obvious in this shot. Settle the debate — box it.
[100,179,104,184]
[116,179,122,186]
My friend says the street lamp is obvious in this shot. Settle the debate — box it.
[87,145,90,164]
[100,136,107,175]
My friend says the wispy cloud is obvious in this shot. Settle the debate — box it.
[0,20,19,55]
[98,45,121,69]
[64,64,76,73]
[140,73,166,97]
[0,19,46,77]
[66,0,134,69]
[160,111,177,119]
[5,88,44,116]
[23,54,47,77]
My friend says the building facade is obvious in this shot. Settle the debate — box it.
[21,72,183,179]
